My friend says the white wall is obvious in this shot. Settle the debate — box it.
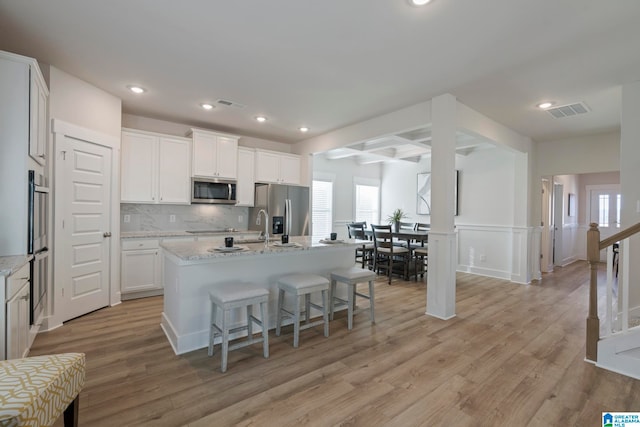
[312,154,382,239]
[620,82,640,309]
[48,66,121,137]
[46,66,122,329]
[455,147,516,226]
[122,113,292,153]
[380,158,429,224]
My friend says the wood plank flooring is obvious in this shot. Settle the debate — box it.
[31,261,640,426]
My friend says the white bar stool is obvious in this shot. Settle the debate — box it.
[208,282,269,373]
[276,273,330,347]
[330,267,376,330]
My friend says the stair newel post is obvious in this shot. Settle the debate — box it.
[586,222,601,362]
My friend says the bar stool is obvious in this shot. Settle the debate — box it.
[208,282,269,373]
[330,267,376,330]
[276,273,330,347]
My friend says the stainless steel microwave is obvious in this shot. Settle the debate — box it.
[191,178,237,204]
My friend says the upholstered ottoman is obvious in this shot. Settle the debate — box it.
[0,353,85,427]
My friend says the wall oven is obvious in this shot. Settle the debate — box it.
[191,178,237,204]
[28,170,49,325]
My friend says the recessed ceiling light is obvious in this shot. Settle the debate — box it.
[537,101,554,109]
[127,85,146,94]
[201,103,214,110]
[408,0,432,6]
[255,116,267,123]
[299,127,309,133]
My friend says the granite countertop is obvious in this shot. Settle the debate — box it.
[0,255,32,277]
[121,229,258,239]
[161,236,365,263]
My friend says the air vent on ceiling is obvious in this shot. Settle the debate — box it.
[546,102,590,119]
[216,99,246,109]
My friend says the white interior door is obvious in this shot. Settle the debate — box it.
[56,136,112,322]
[553,183,564,267]
[540,179,553,273]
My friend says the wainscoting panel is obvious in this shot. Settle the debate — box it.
[456,225,539,284]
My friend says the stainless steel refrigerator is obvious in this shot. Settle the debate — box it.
[248,183,310,236]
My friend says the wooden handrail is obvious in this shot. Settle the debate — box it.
[600,221,640,249]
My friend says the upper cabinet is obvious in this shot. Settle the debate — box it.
[190,129,239,179]
[236,147,255,206]
[121,129,191,204]
[255,149,301,185]
[29,69,48,166]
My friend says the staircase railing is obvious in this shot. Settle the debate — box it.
[586,221,640,362]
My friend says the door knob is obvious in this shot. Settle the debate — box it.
[103,232,112,238]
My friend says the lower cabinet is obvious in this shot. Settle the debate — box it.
[5,262,31,360]
[120,237,195,300]
[121,239,161,300]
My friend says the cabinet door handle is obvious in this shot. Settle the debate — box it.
[21,293,30,301]
[103,232,112,237]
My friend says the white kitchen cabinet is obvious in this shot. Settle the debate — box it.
[0,51,48,257]
[5,262,31,360]
[121,239,161,298]
[190,129,239,179]
[255,150,301,185]
[121,129,191,204]
[236,147,255,206]
[29,70,48,166]
[279,154,301,185]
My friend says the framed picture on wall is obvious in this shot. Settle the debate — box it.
[417,172,431,215]
[417,170,459,216]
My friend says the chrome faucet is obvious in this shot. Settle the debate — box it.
[256,209,269,246]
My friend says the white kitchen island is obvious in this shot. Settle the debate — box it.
[160,236,363,355]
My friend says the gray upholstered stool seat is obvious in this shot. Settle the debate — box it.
[208,282,269,373]
[330,267,376,330]
[276,273,330,347]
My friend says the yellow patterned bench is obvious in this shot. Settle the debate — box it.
[0,353,85,427]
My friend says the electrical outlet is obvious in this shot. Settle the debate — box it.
[169,215,176,223]
[480,255,487,262]
[238,215,243,222]
[123,214,130,223]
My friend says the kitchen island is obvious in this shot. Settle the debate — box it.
[160,236,363,355]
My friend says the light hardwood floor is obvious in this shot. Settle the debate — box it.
[32,261,639,426]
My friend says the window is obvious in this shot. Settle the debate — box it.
[312,179,333,238]
[589,186,621,229]
[354,182,380,226]
[598,194,610,227]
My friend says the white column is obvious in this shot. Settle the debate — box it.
[621,81,640,308]
[426,94,457,319]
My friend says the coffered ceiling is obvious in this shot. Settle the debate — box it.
[1,0,639,146]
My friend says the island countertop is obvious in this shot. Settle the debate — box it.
[160,236,366,264]
[160,235,365,354]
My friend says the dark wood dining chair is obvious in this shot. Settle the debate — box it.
[347,222,374,269]
[413,223,429,280]
[395,221,415,248]
[371,224,411,284]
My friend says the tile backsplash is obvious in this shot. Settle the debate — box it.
[121,204,249,232]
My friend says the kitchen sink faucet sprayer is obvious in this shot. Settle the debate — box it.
[256,209,269,246]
